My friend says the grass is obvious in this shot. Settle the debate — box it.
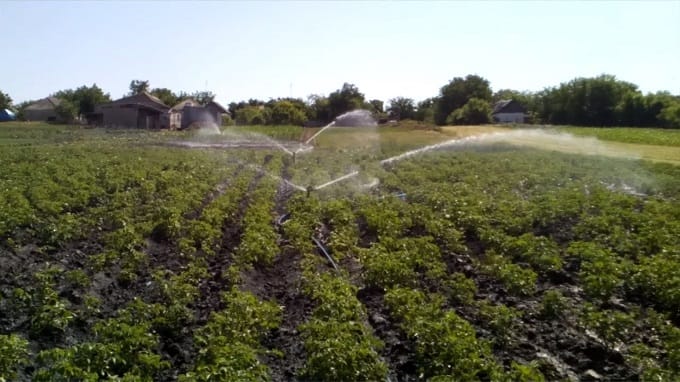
[557,126,680,147]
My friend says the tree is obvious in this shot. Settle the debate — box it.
[536,74,638,126]
[192,91,215,106]
[435,75,492,125]
[269,100,308,125]
[368,99,384,114]
[54,99,78,123]
[328,83,365,121]
[129,80,150,95]
[387,97,416,120]
[414,98,437,123]
[53,84,111,117]
[0,90,12,110]
[445,98,492,125]
[151,88,179,107]
[307,94,331,123]
[658,100,680,128]
[234,106,270,125]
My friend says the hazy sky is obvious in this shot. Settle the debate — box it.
[2,1,679,106]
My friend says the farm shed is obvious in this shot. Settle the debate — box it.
[93,92,171,129]
[0,109,16,122]
[492,100,526,123]
[175,99,229,130]
[24,97,63,122]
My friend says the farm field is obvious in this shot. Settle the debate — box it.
[1,122,680,381]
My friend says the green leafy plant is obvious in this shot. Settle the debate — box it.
[0,334,29,382]
[540,289,568,319]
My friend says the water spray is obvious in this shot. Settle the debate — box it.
[303,121,336,145]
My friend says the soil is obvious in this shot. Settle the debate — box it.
[0,158,645,381]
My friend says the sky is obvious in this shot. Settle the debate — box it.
[1,1,679,107]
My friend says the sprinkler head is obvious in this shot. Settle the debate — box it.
[306,185,314,197]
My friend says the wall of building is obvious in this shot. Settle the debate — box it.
[102,107,138,128]
[24,109,58,122]
[494,112,525,123]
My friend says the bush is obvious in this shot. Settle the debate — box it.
[540,290,567,319]
[446,98,492,125]
[299,319,387,381]
[477,300,522,344]
[631,253,680,318]
[0,334,29,381]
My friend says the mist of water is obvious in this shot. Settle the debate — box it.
[380,129,639,165]
[300,109,378,147]
[313,171,360,190]
[195,122,222,136]
[334,109,377,127]
[303,121,335,146]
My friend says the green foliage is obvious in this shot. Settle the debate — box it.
[562,126,680,146]
[435,74,492,125]
[444,272,477,305]
[34,311,169,381]
[53,84,111,116]
[150,87,179,106]
[502,362,546,382]
[235,105,270,125]
[477,300,522,344]
[0,334,29,382]
[385,288,503,380]
[269,100,308,125]
[581,305,635,350]
[361,236,445,289]
[328,83,366,121]
[388,97,416,120]
[181,288,281,381]
[481,251,537,296]
[540,290,567,319]
[446,97,493,125]
[299,319,388,381]
[631,253,680,318]
[0,90,12,110]
[13,266,77,336]
[54,99,78,123]
[568,242,628,301]
[129,79,150,95]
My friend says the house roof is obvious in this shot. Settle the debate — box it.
[171,98,201,111]
[25,97,62,111]
[206,100,229,114]
[101,91,170,112]
[492,99,526,114]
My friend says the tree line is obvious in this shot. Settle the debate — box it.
[1,74,679,127]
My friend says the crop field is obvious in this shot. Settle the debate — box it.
[1,122,680,381]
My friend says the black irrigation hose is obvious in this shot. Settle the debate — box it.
[311,236,340,273]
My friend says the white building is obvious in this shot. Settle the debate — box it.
[492,100,526,123]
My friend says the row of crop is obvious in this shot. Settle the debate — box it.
[0,145,235,251]
[173,153,289,379]
[281,194,388,381]
[351,192,545,380]
[383,149,680,378]
[233,156,283,268]
[177,166,254,258]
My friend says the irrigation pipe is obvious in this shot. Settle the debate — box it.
[311,236,340,273]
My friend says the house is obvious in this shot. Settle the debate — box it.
[0,109,16,122]
[24,97,62,122]
[492,100,526,123]
[173,99,229,130]
[91,92,171,129]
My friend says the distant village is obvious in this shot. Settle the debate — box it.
[18,92,229,130]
